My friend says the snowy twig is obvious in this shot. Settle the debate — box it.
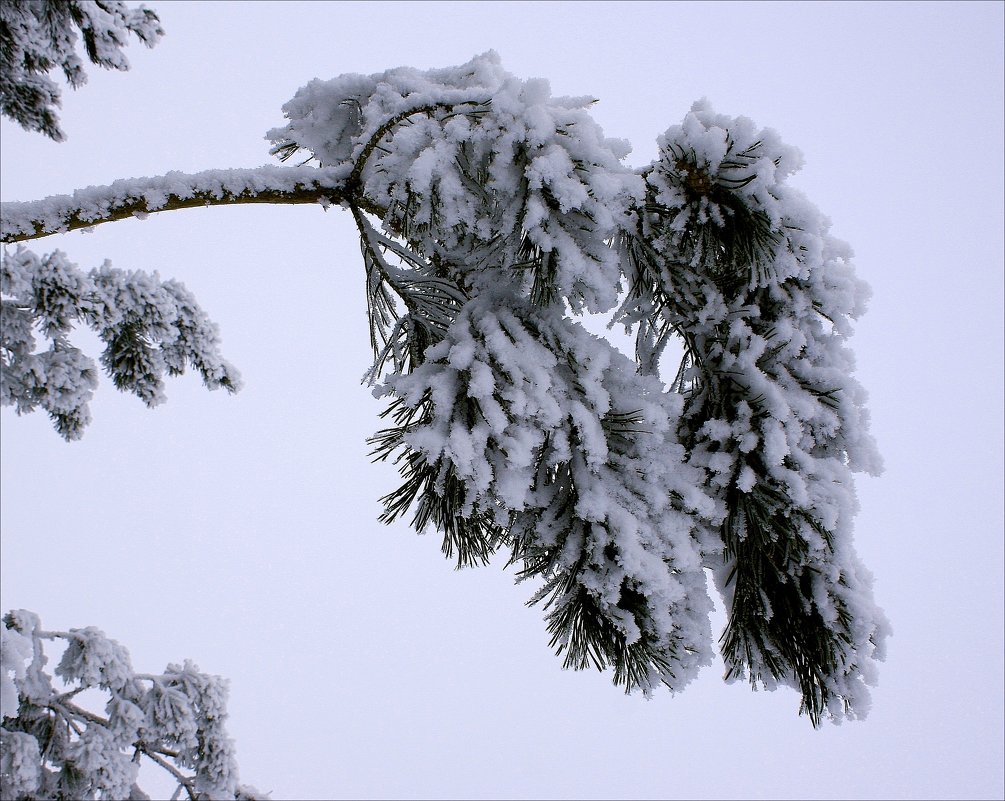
[0,165,384,243]
[139,747,198,801]
[50,699,109,728]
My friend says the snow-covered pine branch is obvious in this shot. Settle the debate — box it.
[0,610,267,800]
[372,294,722,692]
[2,39,888,727]
[0,165,362,243]
[278,53,886,723]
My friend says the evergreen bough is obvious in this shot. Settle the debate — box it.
[2,18,888,731]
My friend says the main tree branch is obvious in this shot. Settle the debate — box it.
[0,164,385,243]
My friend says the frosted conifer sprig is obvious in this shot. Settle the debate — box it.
[619,100,888,724]
[268,52,642,317]
[1,246,241,439]
[0,610,266,800]
[270,58,885,721]
[0,0,164,141]
[371,294,720,694]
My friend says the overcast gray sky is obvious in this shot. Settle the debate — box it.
[2,2,1003,799]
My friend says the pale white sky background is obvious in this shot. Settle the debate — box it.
[1,2,1003,799]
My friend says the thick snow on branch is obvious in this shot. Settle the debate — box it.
[0,165,352,242]
[618,100,889,724]
[269,50,643,314]
[375,293,722,693]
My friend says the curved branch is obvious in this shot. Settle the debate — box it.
[0,164,384,243]
[348,99,490,187]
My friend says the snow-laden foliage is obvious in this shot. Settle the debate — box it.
[269,53,888,724]
[616,100,888,723]
[0,610,266,800]
[0,0,162,141]
[2,48,888,726]
[268,51,643,317]
[1,246,241,440]
[373,293,721,691]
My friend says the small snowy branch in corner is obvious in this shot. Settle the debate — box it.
[0,609,269,800]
